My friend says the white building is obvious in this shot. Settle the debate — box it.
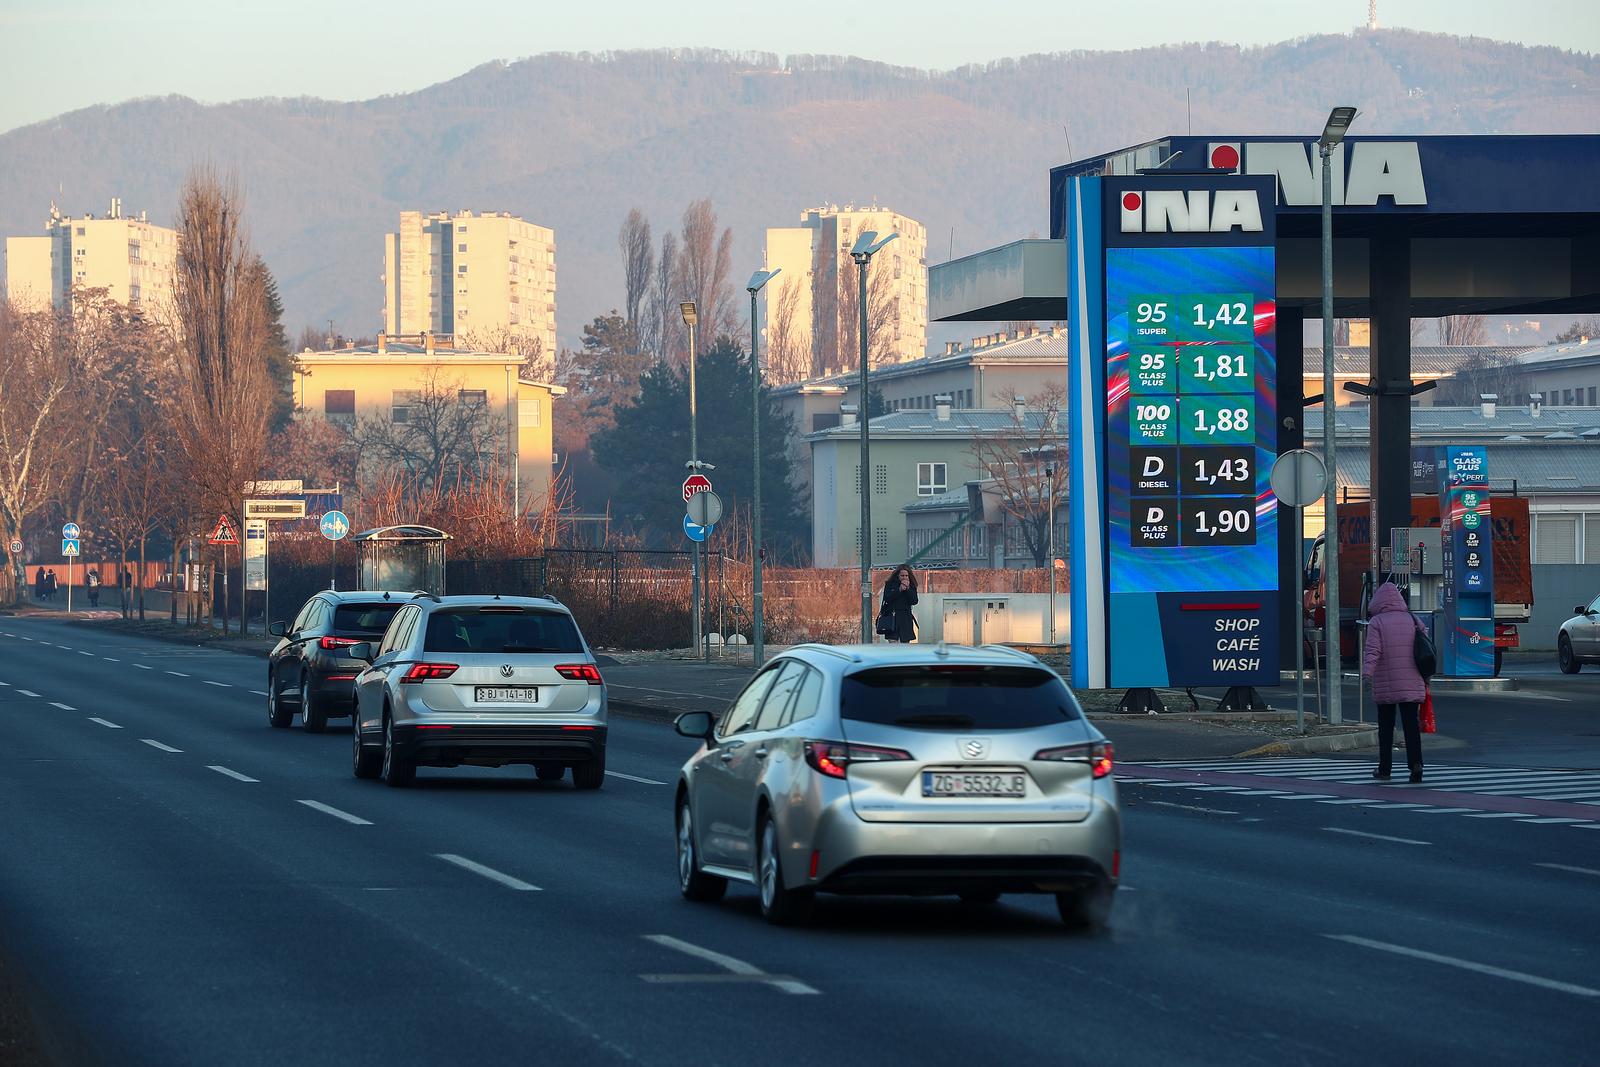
[4,200,178,317]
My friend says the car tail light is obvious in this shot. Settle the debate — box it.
[803,740,913,779]
[1034,740,1115,778]
[400,663,458,682]
[554,664,603,684]
[319,636,360,651]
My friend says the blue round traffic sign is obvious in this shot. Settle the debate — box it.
[683,514,712,543]
[319,511,350,541]
[62,522,81,539]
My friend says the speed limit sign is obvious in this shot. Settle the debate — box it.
[7,539,19,554]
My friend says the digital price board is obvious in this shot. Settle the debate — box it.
[1067,173,1280,690]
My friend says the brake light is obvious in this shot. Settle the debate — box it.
[320,636,360,651]
[1034,740,1115,778]
[400,663,458,682]
[554,664,603,684]
[803,740,913,779]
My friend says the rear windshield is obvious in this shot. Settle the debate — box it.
[424,609,584,654]
[841,666,1082,730]
[333,603,404,635]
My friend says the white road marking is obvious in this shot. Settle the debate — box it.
[1363,803,1430,810]
[54,644,71,650]
[1148,800,1240,815]
[0,681,7,686]
[1519,817,1591,825]
[297,800,373,825]
[76,650,93,657]
[643,934,819,996]
[434,853,541,891]
[141,739,182,753]
[605,770,667,785]
[202,680,231,688]
[134,663,152,670]
[103,657,120,662]
[1322,827,1430,845]
[1325,934,1600,998]
[49,702,75,711]
[1536,862,1600,877]
[250,690,269,696]
[1316,798,1377,805]
[16,689,40,697]
[1463,812,1525,819]
[165,671,189,678]
[87,717,122,729]
[1410,807,1482,814]
[207,765,258,783]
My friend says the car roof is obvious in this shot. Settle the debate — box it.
[422,594,574,616]
[780,643,1045,673]
[319,589,413,604]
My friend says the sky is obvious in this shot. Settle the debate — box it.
[2,0,1596,134]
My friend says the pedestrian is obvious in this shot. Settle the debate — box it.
[86,568,101,608]
[34,566,45,601]
[877,564,919,644]
[1361,581,1427,783]
[44,568,57,602]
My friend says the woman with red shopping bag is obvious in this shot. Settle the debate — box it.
[1361,582,1428,783]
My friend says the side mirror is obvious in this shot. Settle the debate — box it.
[1306,569,1321,586]
[674,711,715,740]
[348,642,375,663]
[268,620,288,637]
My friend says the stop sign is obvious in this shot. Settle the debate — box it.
[682,474,712,502]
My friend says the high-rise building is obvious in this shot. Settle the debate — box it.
[763,204,928,382]
[4,200,178,317]
[383,211,557,361]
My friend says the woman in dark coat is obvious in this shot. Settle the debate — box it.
[1361,582,1428,783]
[879,565,919,643]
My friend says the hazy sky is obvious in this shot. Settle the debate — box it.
[3,0,1596,133]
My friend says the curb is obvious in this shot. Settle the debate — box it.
[1234,727,1379,758]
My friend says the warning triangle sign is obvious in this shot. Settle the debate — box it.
[208,514,239,546]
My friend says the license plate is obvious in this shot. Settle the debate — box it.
[922,771,1027,798]
[475,686,539,703]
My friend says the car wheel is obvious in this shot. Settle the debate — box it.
[676,798,727,903]
[380,711,414,787]
[1056,882,1115,931]
[266,671,293,729]
[351,714,381,779]
[535,762,565,782]
[301,675,328,733]
[757,812,814,926]
[571,750,606,791]
[1559,635,1581,674]
[958,889,1002,906]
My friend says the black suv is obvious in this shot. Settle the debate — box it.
[267,591,407,731]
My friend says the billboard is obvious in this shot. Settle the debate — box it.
[1070,174,1279,689]
[1436,446,1495,676]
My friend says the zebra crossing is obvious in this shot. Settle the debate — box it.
[1116,757,1600,830]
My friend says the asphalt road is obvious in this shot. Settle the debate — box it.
[1,616,1597,1066]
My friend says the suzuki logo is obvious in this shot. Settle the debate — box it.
[960,738,988,760]
[1120,189,1264,233]
[499,664,514,678]
[1206,140,1428,207]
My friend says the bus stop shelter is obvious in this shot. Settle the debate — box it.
[351,525,450,594]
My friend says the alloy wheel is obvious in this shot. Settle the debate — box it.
[759,820,779,910]
[677,807,696,890]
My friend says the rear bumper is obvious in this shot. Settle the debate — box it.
[397,724,606,768]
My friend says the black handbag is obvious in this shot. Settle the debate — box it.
[875,604,897,637]
[1411,617,1437,680]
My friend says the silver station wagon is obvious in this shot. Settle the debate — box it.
[672,643,1121,927]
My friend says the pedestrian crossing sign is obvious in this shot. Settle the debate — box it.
[62,538,80,557]
[208,515,239,546]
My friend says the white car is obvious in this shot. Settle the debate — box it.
[1557,594,1600,673]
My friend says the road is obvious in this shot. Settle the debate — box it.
[1,616,1597,1066]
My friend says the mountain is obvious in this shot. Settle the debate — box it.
[1,30,1595,349]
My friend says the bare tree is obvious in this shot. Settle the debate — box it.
[967,384,1071,567]
[1439,314,1490,346]
[618,208,653,329]
[833,253,897,374]
[643,230,679,363]
[354,368,508,491]
[675,199,738,345]
[458,325,549,380]
[764,278,808,385]
[1435,350,1529,406]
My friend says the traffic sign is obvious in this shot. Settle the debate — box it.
[682,474,712,503]
[687,490,723,527]
[208,515,239,546]
[683,515,712,542]
[62,538,80,557]
[244,498,307,520]
[8,539,20,555]
[1270,449,1326,509]
[62,522,80,540]
[319,511,350,540]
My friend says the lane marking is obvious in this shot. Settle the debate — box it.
[1148,800,1240,815]
[16,689,40,697]
[1316,798,1377,805]
[434,853,541,891]
[103,657,120,662]
[1322,827,1430,845]
[165,671,189,678]
[1537,863,1600,877]
[1325,934,1600,999]
[49,702,75,711]
[605,770,667,785]
[250,690,269,696]
[207,765,259,783]
[643,934,819,996]
[76,650,93,657]
[202,680,231,688]
[297,800,373,825]
[87,717,122,729]
[134,663,152,670]
[141,739,182,753]
[1463,812,1525,819]
[1410,807,1482,814]
[1518,817,1591,825]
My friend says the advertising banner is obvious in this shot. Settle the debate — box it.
[244,518,268,592]
[1436,446,1494,675]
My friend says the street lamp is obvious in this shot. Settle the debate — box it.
[681,300,702,654]
[1319,105,1357,726]
[746,268,781,667]
[850,230,898,643]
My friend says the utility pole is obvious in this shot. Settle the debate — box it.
[746,269,781,666]
[849,231,898,642]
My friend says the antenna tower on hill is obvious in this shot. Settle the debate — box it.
[1368,1,1379,30]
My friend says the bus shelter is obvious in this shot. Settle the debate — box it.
[351,525,450,594]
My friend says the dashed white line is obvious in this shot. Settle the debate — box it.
[1519,817,1592,825]
[605,770,667,785]
[49,702,75,711]
[134,664,152,670]
[434,853,541,891]
[202,680,231,688]
[76,650,93,657]
[250,690,269,696]
[1410,807,1482,814]
[16,689,40,697]
[1536,862,1600,877]
[1148,800,1240,815]
[103,657,120,662]
[643,934,819,996]
[87,717,122,729]
[1316,798,1377,805]
[1463,812,1526,819]
[165,671,189,678]
[1322,827,1430,845]
[207,765,258,783]
[297,800,373,825]
[141,739,182,753]
[1325,934,1600,998]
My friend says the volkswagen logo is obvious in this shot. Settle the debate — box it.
[961,738,988,760]
[499,664,515,678]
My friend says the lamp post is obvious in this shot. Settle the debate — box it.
[1319,105,1357,727]
[747,268,781,667]
[1046,456,1058,646]
[849,230,898,643]
[681,301,701,654]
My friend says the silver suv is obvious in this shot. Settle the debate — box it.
[350,594,608,788]
[672,643,1121,927]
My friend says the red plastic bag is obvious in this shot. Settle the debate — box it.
[1420,689,1437,734]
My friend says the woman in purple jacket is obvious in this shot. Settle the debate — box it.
[1362,582,1427,783]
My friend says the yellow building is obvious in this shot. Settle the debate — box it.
[764,204,928,380]
[382,211,557,362]
[292,332,564,507]
[4,199,178,317]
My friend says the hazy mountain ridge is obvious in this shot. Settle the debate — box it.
[2,30,1595,345]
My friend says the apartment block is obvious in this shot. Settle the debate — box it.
[4,199,178,317]
[764,204,928,381]
[383,211,556,360]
